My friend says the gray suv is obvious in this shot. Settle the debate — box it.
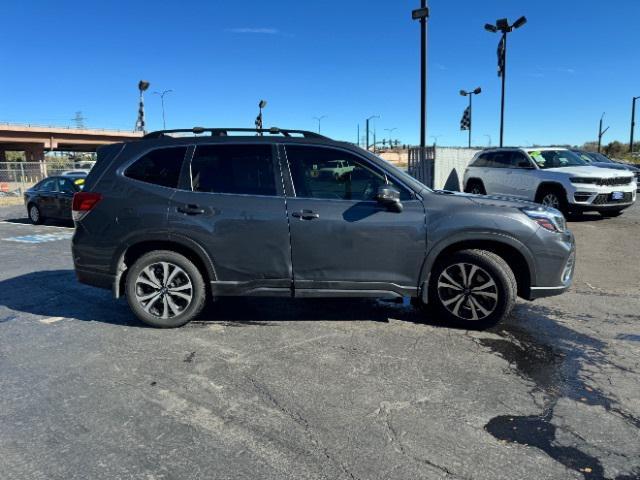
[72,127,576,328]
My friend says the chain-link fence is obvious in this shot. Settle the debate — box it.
[0,161,89,196]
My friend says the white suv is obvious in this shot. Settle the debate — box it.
[463,147,637,217]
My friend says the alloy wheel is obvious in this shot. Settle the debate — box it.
[30,206,40,223]
[437,262,499,321]
[541,193,560,209]
[134,262,193,319]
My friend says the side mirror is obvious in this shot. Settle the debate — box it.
[376,185,403,212]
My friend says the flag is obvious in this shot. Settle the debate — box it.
[497,36,505,77]
[460,106,471,131]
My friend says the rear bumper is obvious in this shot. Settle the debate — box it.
[75,267,114,291]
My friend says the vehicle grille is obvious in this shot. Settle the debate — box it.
[598,177,632,186]
[593,192,633,204]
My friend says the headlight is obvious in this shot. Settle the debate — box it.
[521,206,566,233]
[570,177,599,184]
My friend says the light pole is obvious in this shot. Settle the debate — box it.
[153,89,173,130]
[412,2,429,161]
[366,115,379,151]
[135,80,150,133]
[313,115,327,134]
[484,134,492,147]
[630,96,639,153]
[597,112,610,153]
[459,87,481,148]
[384,128,397,147]
[485,16,527,147]
[429,135,442,146]
[255,100,267,135]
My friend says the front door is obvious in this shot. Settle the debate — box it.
[281,144,426,296]
[168,143,292,295]
[56,178,77,219]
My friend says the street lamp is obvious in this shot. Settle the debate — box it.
[384,128,397,147]
[630,96,639,153]
[412,1,430,162]
[484,134,492,147]
[484,15,527,147]
[153,89,173,130]
[313,115,327,134]
[459,87,481,148]
[366,115,379,151]
[429,134,442,146]
[255,100,267,135]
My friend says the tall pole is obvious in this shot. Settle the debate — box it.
[631,98,636,153]
[357,124,360,147]
[313,115,327,134]
[598,115,602,153]
[499,31,507,147]
[468,94,473,148]
[366,118,370,151]
[420,0,428,157]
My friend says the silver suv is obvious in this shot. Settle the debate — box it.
[72,128,576,328]
[463,147,637,217]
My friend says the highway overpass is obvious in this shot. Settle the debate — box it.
[0,123,143,161]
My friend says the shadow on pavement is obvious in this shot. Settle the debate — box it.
[2,217,74,227]
[0,269,451,328]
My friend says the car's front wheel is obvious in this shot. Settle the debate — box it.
[426,249,517,329]
[125,250,206,328]
[28,203,43,225]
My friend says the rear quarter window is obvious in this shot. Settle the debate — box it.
[125,147,188,188]
[470,153,489,167]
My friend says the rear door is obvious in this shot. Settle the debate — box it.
[504,151,536,199]
[168,143,291,295]
[485,150,514,196]
[281,144,426,295]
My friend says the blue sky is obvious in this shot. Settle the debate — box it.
[1,0,638,147]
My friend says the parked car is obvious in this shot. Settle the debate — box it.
[24,175,85,224]
[463,147,636,216]
[61,169,90,177]
[72,127,576,329]
[571,149,640,192]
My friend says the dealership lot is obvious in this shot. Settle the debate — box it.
[1,204,639,480]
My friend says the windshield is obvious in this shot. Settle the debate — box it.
[527,150,587,169]
[589,152,615,163]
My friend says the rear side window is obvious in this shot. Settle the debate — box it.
[190,144,277,196]
[490,151,512,168]
[38,178,58,191]
[125,147,187,188]
[471,153,490,167]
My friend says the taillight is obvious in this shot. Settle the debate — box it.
[72,192,102,221]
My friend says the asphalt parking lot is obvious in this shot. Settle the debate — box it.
[1,203,639,480]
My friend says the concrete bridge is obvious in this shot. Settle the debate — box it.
[0,123,143,161]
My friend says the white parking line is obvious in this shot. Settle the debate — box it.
[0,221,74,230]
[39,316,65,324]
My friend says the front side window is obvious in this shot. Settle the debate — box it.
[125,147,188,188]
[38,178,58,191]
[191,144,277,196]
[286,145,410,201]
[510,151,533,168]
[58,178,78,193]
[527,150,587,169]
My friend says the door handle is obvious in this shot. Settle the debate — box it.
[177,204,206,215]
[291,210,320,220]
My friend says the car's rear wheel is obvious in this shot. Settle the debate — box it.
[536,186,568,214]
[28,203,43,225]
[125,250,206,328]
[465,180,486,195]
[426,249,517,329]
[599,209,624,217]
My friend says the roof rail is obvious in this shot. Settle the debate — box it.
[143,127,328,140]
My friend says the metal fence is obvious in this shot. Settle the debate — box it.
[0,161,83,196]
[407,146,436,187]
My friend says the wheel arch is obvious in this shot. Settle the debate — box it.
[534,181,567,202]
[464,177,485,192]
[420,234,534,300]
[113,234,217,298]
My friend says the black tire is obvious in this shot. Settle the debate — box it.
[426,249,517,329]
[125,250,206,328]
[28,203,43,225]
[465,180,486,195]
[535,186,568,214]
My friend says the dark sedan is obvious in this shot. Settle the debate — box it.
[572,149,640,191]
[24,175,85,224]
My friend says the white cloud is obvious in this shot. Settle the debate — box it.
[227,28,280,35]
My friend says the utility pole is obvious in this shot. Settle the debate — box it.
[598,112,609,153]
[312,115,327,134]
[460,87,481,148]
[366,115,379,151]
[412,1,429,161]
[135,80,150,133]
[630,96,639,153]
[357,124,360,147]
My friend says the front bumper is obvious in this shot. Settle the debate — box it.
[568,183,636,211]
[524,229,576,301]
